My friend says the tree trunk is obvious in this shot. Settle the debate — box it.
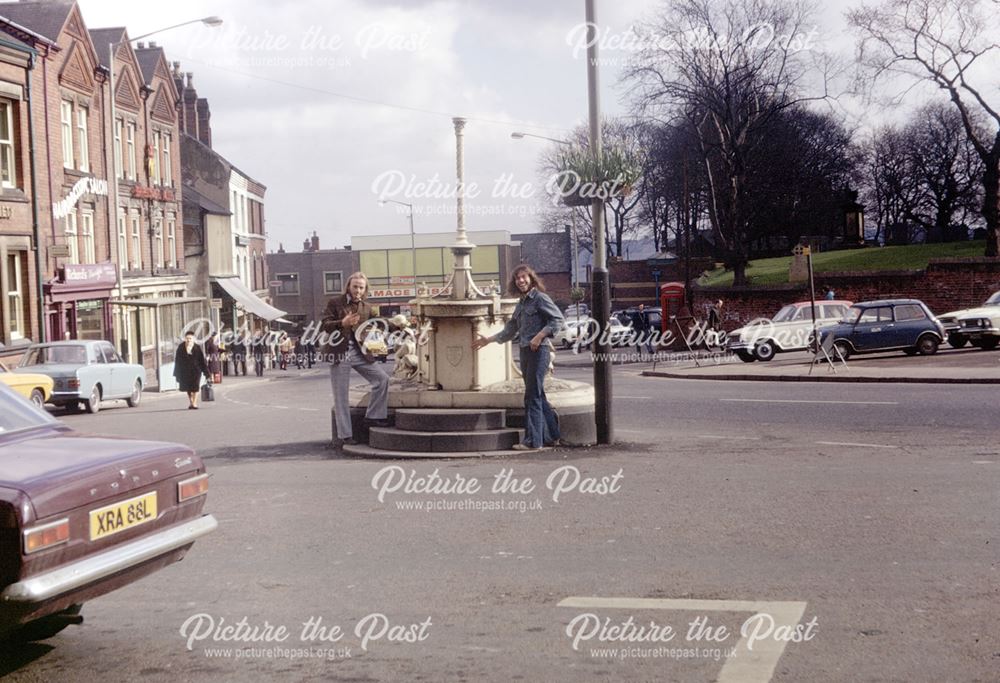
[983,153,1000,257]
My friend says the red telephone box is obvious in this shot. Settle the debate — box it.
[659,282,686,332]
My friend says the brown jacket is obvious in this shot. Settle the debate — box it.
[320,294,378,363]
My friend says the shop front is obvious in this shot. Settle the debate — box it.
[44,262,116,342]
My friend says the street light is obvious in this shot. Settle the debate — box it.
[378,199,417,295]
[108,16,222,352]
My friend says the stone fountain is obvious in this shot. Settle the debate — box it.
[340,118,597,456]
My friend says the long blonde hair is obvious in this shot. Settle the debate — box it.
[343,272,369,299]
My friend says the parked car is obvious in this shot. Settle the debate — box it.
[0,359,53,408]
[937,291,1000,349]
[728,300,853,362]
[553,317,597,349]
[607,317,634,346]
[0,382,216,641]
[13,340,145,414]
[817,299,945,360]
[563,303,590,319]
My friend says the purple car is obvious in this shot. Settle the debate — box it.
[0,383,216,641]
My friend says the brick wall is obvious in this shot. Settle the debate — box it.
[692,258,1000,330]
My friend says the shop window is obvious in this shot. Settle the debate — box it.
[76,300,104,341]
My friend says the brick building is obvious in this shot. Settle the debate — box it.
[267,232,354,331]
[0,2,200,388]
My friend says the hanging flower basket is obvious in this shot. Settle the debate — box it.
[550,145,641,206]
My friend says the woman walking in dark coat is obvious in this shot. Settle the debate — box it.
[174,330,210,409]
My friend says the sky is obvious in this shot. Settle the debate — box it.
[75,0,863,253]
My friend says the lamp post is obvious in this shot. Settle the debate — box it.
[108,16,222,352]
[584,0,612,444]
[378,199,417,296]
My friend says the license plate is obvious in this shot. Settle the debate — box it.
[89,492,158,541]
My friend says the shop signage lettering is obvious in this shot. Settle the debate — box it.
[53,177,109,219]
[130,186,176,201]
[63,263,118,287]
[369,285,450,299]
[0,205,12,219]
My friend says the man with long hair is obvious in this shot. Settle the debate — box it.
[473,265,564,450]
[320,272,390,447]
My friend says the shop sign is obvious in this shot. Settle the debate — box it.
[63,263,118,287]
[130,186,176,201]
[0,205,12,219]
[369,285,450,299]
[53,177,109,219]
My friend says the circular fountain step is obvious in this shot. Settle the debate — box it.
[394,408,507,432]
[369,426,522,453]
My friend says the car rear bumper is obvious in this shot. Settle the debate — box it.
[1,514,217,605]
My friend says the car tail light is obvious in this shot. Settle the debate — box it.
[23,518,70,554]
[68,378,80,389]
[178,474,209,502]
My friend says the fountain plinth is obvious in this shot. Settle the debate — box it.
[339,118,597,454]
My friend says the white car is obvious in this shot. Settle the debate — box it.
[553,317,596,349]
[937,291,1000,349]
[727,300,853,362]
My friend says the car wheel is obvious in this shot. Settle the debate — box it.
[947,333,968,348]
[29,388,45,409]
[977,337,999,350]
[916,335,939,355]
[833,340,851,361]
[753,339,776,362]
[735,349,756,363]
[84,385,102,414]
[126,379,142,407]
[8,604,83,642]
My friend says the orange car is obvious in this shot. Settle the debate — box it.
[0,358,53,408]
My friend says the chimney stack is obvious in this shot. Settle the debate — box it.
[311,231,320,251]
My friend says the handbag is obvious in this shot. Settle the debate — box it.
[201,383,215,402]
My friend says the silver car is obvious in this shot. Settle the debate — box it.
[14,340,145,414]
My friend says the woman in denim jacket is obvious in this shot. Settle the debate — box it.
[474,265,564,450]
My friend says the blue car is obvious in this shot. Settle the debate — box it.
[14,340,146,414]
[818,299,945,360]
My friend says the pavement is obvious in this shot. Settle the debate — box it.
[555,344,1000,383]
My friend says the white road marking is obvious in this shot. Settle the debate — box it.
[972,461,995,464]
[616,395,652,399]
[697,434,762,441]
[720,398,898,405]
[815,441,898,449]
[558,596,807,683]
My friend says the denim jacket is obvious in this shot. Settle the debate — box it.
[494,289,564,347]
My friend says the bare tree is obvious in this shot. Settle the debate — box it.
[625,0,832,284]
[859,126,924,243]
[905,102,985,240]
[849,0,1000,256]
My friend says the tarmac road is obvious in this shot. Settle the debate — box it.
[3,360,998,682]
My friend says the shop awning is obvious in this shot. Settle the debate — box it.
[213,276,287,322]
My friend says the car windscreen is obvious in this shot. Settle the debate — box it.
[0,383,58,433]
[986,292,1000,306]
[772,305,798,323]
[21,344,88,366]
[841,306,863,324]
